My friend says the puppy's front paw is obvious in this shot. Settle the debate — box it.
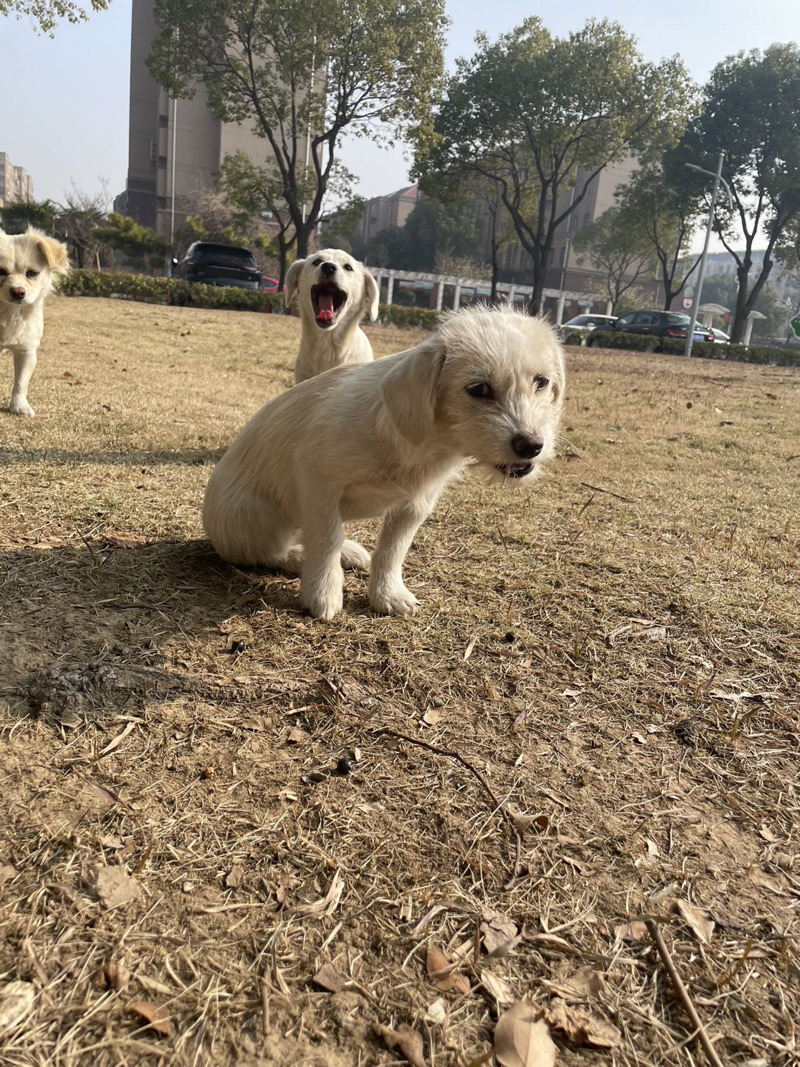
[341,539,371,572]
[369,580,419,617]
[10,397,35,416]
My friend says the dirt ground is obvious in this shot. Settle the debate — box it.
[0,296,798,1067]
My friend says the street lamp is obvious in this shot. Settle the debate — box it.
[683,151,733,357]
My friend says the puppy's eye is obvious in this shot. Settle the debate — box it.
[312,258,322,266]
[466,382,494,400]
[343,263,354,271]
[26,270,40,279]
[534,376,550,392]
[0,269,8,277]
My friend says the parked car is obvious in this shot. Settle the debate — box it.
[176,242,262,290]
[262,275,280,292]
[711,327,730,344]
[587,310,716,346]
[560,313,618,337]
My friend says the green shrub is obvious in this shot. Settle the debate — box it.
[587,330,659,352]
[560,329,586,346]
[378,304,439,330]
[58,269,283,313]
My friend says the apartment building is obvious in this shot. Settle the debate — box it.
[116,0,270,242]
[0,153,34,209]
[355,184,420,244]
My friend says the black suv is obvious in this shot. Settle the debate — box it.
[587,310,715,346]
[176,242,262,290]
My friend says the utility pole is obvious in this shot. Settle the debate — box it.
[683,151,731,357]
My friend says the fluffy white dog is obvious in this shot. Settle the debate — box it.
[0,227,70,416]
[286,248,380,383]
[203,306,565,620]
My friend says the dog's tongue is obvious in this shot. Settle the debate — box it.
[317,292,335,322]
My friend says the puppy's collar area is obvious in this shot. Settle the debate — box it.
[311,282,347,328]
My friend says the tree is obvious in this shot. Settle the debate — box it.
[57,185,108,269]
[679,44,800,343]
[701,274,785,340]
[1,0,107,34]
[573,206,655,314]
[0,199,58,233]
[147,0,447,260]
[616,160,702,310]
[92,214,169,267]
[415,17,693,313]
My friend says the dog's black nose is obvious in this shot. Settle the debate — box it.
[511,432,543,458]
[9,287,26,301]
[320,262,337,277]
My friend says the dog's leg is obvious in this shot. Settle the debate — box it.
[300,496,346,621]
[368,502,431,616]
[10,344,38,416]
[341,539,371,571]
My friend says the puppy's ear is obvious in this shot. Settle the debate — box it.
[285,258,305,307]
[381,336,446,446]
[362,268,379,321]
[29,228,69,273]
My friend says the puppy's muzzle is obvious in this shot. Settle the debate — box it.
[496,433,543,479]
[8,287,26,303]
[311,277,347,328]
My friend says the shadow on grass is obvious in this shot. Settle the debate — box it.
[0,537,303,721]
[0,447,227,468]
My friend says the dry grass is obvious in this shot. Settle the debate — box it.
[1,295,798,1066]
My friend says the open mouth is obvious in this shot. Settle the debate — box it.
[310,282,347,328]
[496,462,534,479]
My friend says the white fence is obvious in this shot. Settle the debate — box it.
[368,267,611,322]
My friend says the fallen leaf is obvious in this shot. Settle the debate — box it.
[494,1002,556,1067]
[615,921,648,942]
[294,871,344,917]
[426,944,470,994]
[287,726,308,744]
[374,1022,426,1067]
[225,865,245,889]
[508,812,549,838]
[631,732,647,745]
[463,636,478,660]
[481,909,519,954]
[0,864,17,887]
[312,963,347,993]
[98,959,130,992]
[480,970,514,1006]
[549,964,604,999]
[675,900,715,945]
[95,866,142,909]
[129,999,173,1038]
[99,721,137,757]
[545,997,621,1049]
[0,981,35,1035]
[425,997,448,1024]
[423,708,444,726]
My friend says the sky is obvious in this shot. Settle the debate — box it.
[1,0,797,245]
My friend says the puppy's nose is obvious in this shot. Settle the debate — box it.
[320,262,337,277]
[511,432,543,458]
[9,287,26,301]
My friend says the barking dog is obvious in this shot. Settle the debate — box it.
[203,306,565,620]
[0,227,70,416]
[286,248,380,383]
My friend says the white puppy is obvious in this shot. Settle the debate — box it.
[203,306,565,620]
[286,248,380,383]
[0,227,70,416]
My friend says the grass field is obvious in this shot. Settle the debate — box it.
[1,295,798,1066]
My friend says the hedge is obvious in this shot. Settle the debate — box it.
[560,329,587,347]
[58,269,283,313]
[378,304,439,330]
[587,329,800,366]
[587,330,659,352]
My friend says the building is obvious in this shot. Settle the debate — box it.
[116,0,272,244]
[355,184,419,244]
[0,153,34,209]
